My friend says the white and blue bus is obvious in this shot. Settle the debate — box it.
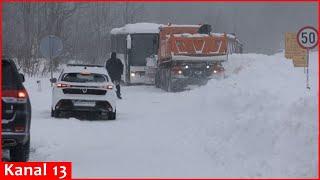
[110,23,161,84]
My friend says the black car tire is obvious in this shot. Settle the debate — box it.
[53,110,61,118]
[10,137,30,162]
[108,110,116,120]
[155,72,160,88]
[51,109,54,117]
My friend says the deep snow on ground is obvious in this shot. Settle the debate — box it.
[12,52,318,178]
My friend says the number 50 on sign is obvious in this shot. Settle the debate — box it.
[297,26,318,49]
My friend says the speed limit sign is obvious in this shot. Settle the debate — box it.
[297,26,318,49]
[297,26,318,90]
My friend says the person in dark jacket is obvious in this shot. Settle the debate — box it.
[106,52,124,99]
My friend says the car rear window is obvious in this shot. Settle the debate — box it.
[2,60,18,90]
[61,73,108,83]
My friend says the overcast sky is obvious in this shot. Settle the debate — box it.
[3,2,317,55]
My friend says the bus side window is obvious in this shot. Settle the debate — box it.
[111,35,116,52]
[153,36,158,52]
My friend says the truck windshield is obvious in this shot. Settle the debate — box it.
[130,34,158,66]
[61,73,108,83]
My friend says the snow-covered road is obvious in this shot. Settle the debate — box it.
[8,53,318,178]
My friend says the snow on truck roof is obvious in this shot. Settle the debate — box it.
[110,23,201,35]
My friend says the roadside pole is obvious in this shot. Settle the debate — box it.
[296,26,318,90]
[49,35,53,87]
[39,35,63,87]
[306,49,309,89]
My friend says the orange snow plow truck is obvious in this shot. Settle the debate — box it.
[155,24,228,91]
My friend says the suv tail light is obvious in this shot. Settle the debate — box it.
[17,90,28,102]
[18,91,27,98]
[14,126,25,132]
[2,90,28,102]
[3,90,28,98]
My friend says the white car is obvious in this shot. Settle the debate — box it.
[51,64,116,120]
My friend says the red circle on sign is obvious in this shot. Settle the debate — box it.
[296,26,319,49]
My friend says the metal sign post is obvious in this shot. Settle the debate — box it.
[306,49,309,89]
[297,26,319,90]
[49,35,53,86]
[39,35,63,86]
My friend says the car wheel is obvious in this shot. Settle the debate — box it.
[53,110,61,118]
[108,110,116,120]
[10,137,30,162]
[51,109,54,117]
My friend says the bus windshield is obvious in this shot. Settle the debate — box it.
[130,34,158,66]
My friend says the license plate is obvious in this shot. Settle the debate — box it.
[73,100,95,107]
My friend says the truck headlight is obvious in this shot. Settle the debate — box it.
[206,65,210,69]
[213,70,217,73]
[131,72,135,77]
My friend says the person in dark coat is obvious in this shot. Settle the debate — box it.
[106,52,124,99]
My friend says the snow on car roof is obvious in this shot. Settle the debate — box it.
[63,65,108,75]
[110,23,202,35]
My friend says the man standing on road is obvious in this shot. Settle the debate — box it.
[106,52,124,99]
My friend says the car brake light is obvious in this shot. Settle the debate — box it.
[16,90,28,102]
[2,90,28,101]
[56,83,70,88]
[17,91,27,98]
[106,85,113,90]
[101,85,113,90]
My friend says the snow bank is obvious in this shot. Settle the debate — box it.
[19,52,317,178]
[177,52,318,177]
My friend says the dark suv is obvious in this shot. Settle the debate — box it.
[2,58,31,162]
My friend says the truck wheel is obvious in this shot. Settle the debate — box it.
[167,79,172,92]
[164,69,169,91]
[162,69,167,91]
[10,137,30,162]
[155,72,160,88]
[167,71,173,92]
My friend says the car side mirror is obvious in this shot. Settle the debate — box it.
[50,78,57,83]
[19,73,25,83]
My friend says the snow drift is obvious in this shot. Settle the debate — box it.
[17,52,317,178]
